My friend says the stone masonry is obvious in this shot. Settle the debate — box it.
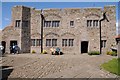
[2,5,116,54]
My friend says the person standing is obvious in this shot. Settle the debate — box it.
[0,45,4,55]
[12,45,15,54]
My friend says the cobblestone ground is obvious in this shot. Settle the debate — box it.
[1,53,118,78]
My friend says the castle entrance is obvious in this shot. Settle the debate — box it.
[81,41,88,53]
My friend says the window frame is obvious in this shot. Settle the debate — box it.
[46,39,51,47]
[15,20,21,28]
[70,21,74,27]
[52,39,57,46]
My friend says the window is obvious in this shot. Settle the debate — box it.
[46,39,51,46]
[31,39,41,46]
[44,21,51,27]
[36,39,41,46]
[87,20,92,27]
[93,20,98,27]
[44,20,60,27]
[62,39,74,47]
[15,20,21,27]
[23,21,28,27]
[62,39,67,47]
[87,20,99,27]
[46,39,57,47]
[52,39,57,46]
[52,21,60,27]
[101,40,106,48]
[70,21,74,26]
[31,39,35,46]
[69,39,74,46]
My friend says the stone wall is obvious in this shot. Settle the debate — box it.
[21,6,31,53]
[2,5,116,54]
[102,5,116,53]
[30,6,116,54]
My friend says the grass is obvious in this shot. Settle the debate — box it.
[101,58,120,76]
[88,51,100,55]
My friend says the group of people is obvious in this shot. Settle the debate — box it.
[50,47,63,55]
[10,45,20,54]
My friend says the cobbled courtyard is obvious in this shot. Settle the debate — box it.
[1,53,118,78]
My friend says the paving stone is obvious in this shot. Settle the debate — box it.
[2,54,118,78]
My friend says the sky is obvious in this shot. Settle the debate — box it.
[1,2,119,34]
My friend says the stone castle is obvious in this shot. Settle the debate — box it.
[1,5,116,54]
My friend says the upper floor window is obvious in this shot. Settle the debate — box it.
[44,21,51,27]
[15,20,21,27]
[70,21,74,26]
[44,20,60,27]
[52,21,60,27]
[87,20,92,27]
[93,20,98,27]
[87,20,99,27]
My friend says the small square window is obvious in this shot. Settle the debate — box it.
[70,21,74,26]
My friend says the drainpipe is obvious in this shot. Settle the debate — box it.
[41,10,44,53]
[99,12,109,54]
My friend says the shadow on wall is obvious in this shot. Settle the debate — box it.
[1,66,13,80]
